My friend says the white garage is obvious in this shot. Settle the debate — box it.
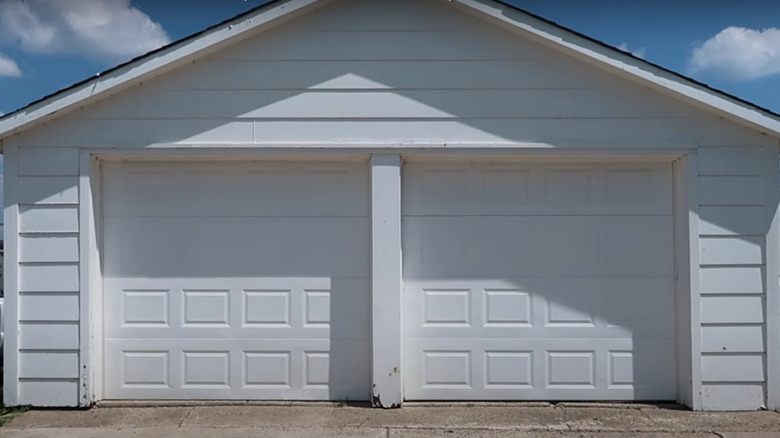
[102,160,370,400]
[2,0,780,411]
[402,161,676,400]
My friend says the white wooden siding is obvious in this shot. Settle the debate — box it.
[11,146,80,406]
[697,145,774,410]
[3,0,777,409]
[16,0,771,150]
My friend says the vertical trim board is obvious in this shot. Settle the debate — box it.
[763,144,780,410]
[370,154,403,408]
[3,143,20,406]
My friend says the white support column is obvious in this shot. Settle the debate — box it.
[370,154,403,408]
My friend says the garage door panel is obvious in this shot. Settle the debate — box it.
[404,338,676,400]
[104,339,369,400]
[403,161,676,401]
[403,216,672,278]
[105,217,369,278]
[105,278,369,340]
[405,278,675,339]
[403,162,672,217]
[103,160,369,400]
[103,161,368,218]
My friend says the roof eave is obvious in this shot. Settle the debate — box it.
[451,0,780,139]
[0,0,334,142]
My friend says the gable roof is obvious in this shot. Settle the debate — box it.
[1,0,780,143]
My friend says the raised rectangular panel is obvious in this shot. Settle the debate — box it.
[304,290,330,326]
[424,351,471,387]
[19,323,79,350]
[699,237,763,265]
[546,300,594,326]
[244,290,291,327]
[698,147,766,176]
[122,352,169,387]
[19,235,79,263]
[702,355,765,382]
[484,352,532,387]
[484,290,531,326]
[20,352,80,378]
[547,352,595,387]
[702,326,765,353]
[699,176,765,206]
[19,381,78,407]
[545,170,591,203]
[700,267,764,294]
[701,296,764,324]
[183,352,230,386]
[606,169,654,204]
[123,290,169,326]
[482,169,530,205]
[423,289,470,326]
[304,352,330,387]
[244,352,291,387]
[608,352,633,387]
[18,148,79,176]
[20,205,79,233]
[698,207,767,236]
[19,264,79,292]
[19,294,79,321]
[183,290,229,326]
[17,177,79,204]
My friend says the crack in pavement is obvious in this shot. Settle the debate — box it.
[177,407,194,428]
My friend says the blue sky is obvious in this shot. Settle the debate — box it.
[0,0,779,116]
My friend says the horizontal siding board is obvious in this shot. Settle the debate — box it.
[248,119,700,145]
[19,381,79,407]
[700,266,764,294]
[87,89,683,120]
[701,296,764,324]
[698,207,768,236]
[17,177,79,205]
[22,119,254,148]
[19,323,79,350]
[224,30,539,61]
[701,355,765,382]
[19,205,80,233]
[698,147,768,176]
[19,352,80,379]
[699,176,765,206]
[702,326,765,353]
[155,60,591,91]
[19,235,79,263]
[18,148,80,176]
[19,294,79,322]
[699,236,763,265]
[702,384,766,411]
[19,264,80,292]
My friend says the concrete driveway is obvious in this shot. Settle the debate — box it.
[3,402,780,437]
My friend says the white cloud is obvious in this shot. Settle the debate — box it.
[689,26,780,81]
[617,42,646,59]
[0,51,20,77]
[0,0,171,64]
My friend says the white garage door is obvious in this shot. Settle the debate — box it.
[403,160,676,400]
[103,160,370,400]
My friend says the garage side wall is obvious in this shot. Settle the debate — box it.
[697,145,778,411]
[4,144,82,407]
